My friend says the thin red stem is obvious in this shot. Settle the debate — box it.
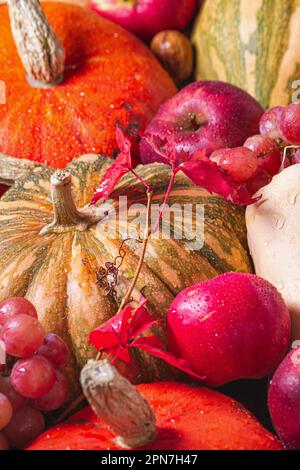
[153,166,176,233]
[130,169,151,194]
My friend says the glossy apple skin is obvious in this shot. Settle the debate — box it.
[167,272,291,387]
[89,0,198,41]
[140,81,264,164]
[268,345,300,449]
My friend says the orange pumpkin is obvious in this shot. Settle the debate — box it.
[0,1,176,168]
[28,360,282,451]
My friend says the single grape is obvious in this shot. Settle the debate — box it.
[3,405,45,449]
[278,103,300,145]
[244,134,281,176]
[0,298,37,326]
[0,393,13,430]
[0,432,9,450]
[1,314,45,357]
[268,345,300,449]
[37,333,69,369]
[0,376,27,411]
[11,356,56,399]
[210,147,258,182]
[259,106,283,140]
[32,370,68,411]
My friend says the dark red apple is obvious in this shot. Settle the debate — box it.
[89,0,198,42]
[268,345,300,449]
[167,272,291,387]
[140,81,264,164]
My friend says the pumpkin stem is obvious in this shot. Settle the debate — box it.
[40,170,108,234]
[7,0,65,88]
[80,359,157,448]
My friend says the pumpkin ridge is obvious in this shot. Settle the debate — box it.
[25,232,82,399]
[65,232,118,369]
[0,237,52,299]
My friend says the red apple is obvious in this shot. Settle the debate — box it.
[167,272,291,387]
[89,0,198,42]
[268,345,300,449]
[140,81,264,164]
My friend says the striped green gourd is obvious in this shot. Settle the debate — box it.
[192,0,300,108]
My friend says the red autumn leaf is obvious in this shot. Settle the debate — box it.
[88,300,160,367]
[131,336,205,381]
[115,126,132,166]
[90,127,133,204]
[190,148,209,162]
[144,133,258,206]
[176,160,259,206]
[89,300,204,381]
[89,308,127,352]
[144,133,183,166]
[126,302,158,340]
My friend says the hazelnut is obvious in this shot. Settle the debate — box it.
[151,30,194,85]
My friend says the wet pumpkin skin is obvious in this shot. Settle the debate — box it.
[0,155,252,394]
[0,2,176,168]
[28,381,282,450]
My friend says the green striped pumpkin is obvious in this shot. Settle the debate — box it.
[192,0,300,108]
[0,154,252,393]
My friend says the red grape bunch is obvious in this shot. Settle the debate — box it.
[209,102,300,193]
[0,297,69,449]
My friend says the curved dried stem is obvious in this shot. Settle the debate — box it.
[7,0,65,88]
[81,359,156,448]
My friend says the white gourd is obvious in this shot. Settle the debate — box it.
[246,164,300,340]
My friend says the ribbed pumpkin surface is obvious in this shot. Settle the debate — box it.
[0,2,176,168]
[0,156,252,393]
[193,0,300,108]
